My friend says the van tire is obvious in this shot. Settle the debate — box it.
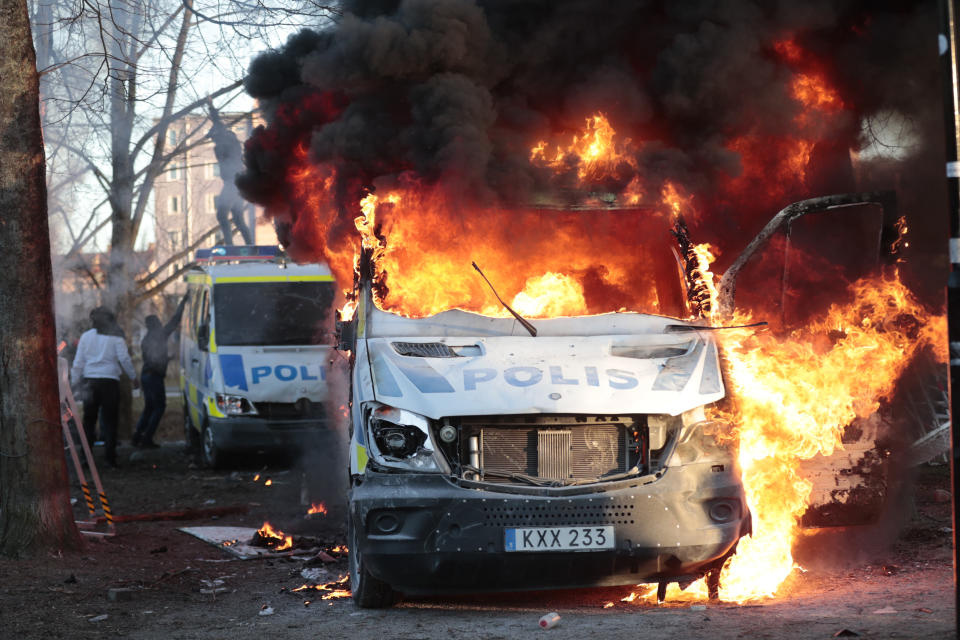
[201,421,223,469]
[349,510,396,608]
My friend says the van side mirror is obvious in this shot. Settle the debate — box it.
[198,323,210,351]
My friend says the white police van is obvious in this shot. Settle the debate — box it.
[180,245,336,467]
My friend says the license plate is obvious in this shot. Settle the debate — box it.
[504,526,614,552]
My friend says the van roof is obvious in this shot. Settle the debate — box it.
[187,260,334,284]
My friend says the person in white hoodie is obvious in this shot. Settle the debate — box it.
[71,307,138,468]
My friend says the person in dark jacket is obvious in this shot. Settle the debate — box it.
[132,296,187,448]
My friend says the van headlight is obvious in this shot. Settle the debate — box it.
[216,393,258,416]
[365,403,447,473]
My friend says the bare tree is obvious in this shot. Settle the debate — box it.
[34,0,338,321]
[0,0,82,556]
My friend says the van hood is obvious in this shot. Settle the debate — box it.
[360,332,724,419]
[212,345,330,403]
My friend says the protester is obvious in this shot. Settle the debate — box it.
[207,102,254,245]
[133,296,188,448]
[70,306,138,468]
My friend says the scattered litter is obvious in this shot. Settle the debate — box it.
[916,608,933,614]
[204,499,217,506]
[833,630,859,638]
[301,568,329,583]
[690,604,707,611]
[872,606,897,614]
[940,527,953,534]
[539,612,560,629]
[199,578,228,594]
[259,605,274,616]
[108,588,134,602]
[89,614,108,623]
[142,611,154,615]
[880,564,899,576]
[933,489,951,502]
[70,498,78,505]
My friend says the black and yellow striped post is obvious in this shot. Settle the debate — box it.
[81,483,96,517]
[98,492,116,532]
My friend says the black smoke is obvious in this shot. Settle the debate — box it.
[238,0,947,305]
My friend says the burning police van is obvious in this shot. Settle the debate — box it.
[339,192,902,608]
[180,246,336,467]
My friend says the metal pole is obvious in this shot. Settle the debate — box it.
[939,0,960,633]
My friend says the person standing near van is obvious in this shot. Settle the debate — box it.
[132,296,188,448]
[71,307,138,468]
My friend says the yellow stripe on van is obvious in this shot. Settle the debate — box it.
[209,327,217,353]
[356,444,368,474]
[207,396,226,418]
[186,274,212,285]
[213,275,335,283]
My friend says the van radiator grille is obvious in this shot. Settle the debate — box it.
[471,421,626,481]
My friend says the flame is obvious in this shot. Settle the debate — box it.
[307,502,328,515]
[710,272,944,601]
[253,474,260,482]
[531,113,637,183]
[265,479,273,486]
[256,522,293,551]
[293,574,351,600]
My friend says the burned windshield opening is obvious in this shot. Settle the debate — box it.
[213,281,334,346]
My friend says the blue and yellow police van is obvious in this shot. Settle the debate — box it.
[180,245,336,467]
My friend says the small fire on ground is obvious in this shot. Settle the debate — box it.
[292,575,351,600]
[252,522,293,551]
[307,502,328,516]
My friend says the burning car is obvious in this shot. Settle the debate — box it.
[338,192,900,608]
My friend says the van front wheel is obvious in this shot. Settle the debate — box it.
[349,511,396,608]
[201,422,223,469]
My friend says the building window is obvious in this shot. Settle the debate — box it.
[168,230,181,250]
[169,196,180,213]
[168,165,180,180]
[207,193,217,214]
[213,162,221,178]
[167,129,177,146]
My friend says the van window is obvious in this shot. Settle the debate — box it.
[213,281,334,346]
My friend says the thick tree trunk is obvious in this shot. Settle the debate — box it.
[0,0,82,556]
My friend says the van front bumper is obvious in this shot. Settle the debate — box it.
[350,464,750,595]
[207,416,330,454]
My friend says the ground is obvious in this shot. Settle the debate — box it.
[0,403,955,640]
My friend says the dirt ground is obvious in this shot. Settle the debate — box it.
[1,405,956,640]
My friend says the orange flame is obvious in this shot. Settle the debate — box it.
[531,113,637,183]
[307,502,328,515]
[256,521,293,551]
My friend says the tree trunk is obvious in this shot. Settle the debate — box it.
[0,0,82,556]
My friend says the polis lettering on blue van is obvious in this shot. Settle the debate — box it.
[504,366,543,387]
[300,366,318,381]
[275,364,297,381]
[251,365,272,384]
[607,368,639,390]
[549,365,578,385]
[463,368,497,390]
